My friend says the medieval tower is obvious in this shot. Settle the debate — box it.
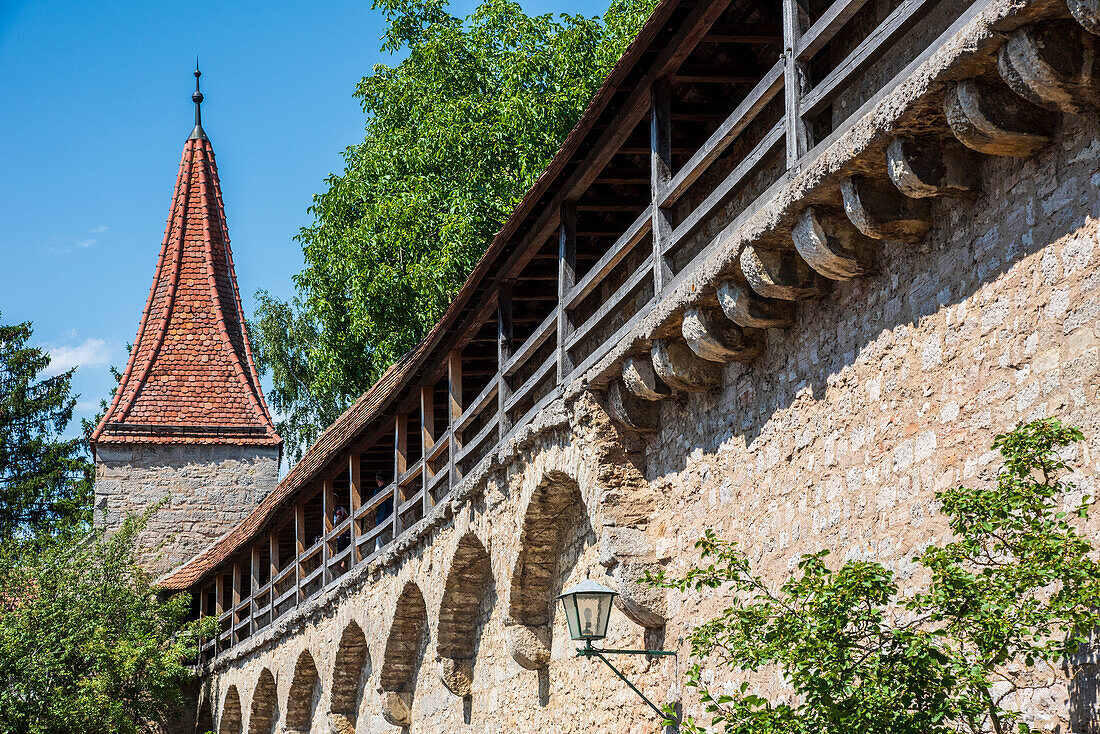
[90,70,281,574]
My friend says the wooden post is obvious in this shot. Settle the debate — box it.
[783,0,811,168]
[214,573,224,654]
[269,531,279,588]
[231,561,242,645]
[322,478,335,584]
[447,350,462,486]
[557,202,577,381]
[650,79,673,293]
[294,501,305,605]
[198,587,209,659]
[394,413,407,539]
[421,384,436,511]
[497,284,514,436]
[349,453,361,564]
[250,544,261,634]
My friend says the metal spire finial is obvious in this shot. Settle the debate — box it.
[188,58,208,141]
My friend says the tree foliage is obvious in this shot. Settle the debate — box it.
[651,419,1100,734]
[0,312,92,539]
[252,0,658,460]
[0,511,215,734]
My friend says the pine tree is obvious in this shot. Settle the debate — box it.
[0,312,92,539]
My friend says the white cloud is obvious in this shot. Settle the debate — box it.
[91,225,109,233]
[43,338,114,377]
[74,238,98,248]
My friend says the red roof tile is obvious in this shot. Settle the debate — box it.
[91,135,281,448]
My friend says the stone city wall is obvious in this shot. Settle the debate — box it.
[193,2,1100,731]
[197,97,1099,727]
[95,444,280,574]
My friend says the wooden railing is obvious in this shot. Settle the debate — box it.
[197,0,978,662]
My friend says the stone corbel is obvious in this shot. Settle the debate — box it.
[998,21,1099,114]
[792,206,879,281]
[886,137,979,198]
[505,621,551,670]
[681,307,762,363]
[716,279,793,329]
[1069,0,1100,35]
[944,77,1056,157]
[622,354,671,401]
[651,339,720,393]
[380,690,412,727]
[739,244,826,301]
[437,656,474,697]
[606,379,658,433]
[599,526,666,628]
[326,713,355,734]
[839,177,930,243]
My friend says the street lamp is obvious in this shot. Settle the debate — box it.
[557,578,677,725]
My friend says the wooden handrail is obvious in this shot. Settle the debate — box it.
[503,308,559,377]
[503,352,556,414]
[356,520,391,547]
[660,61,783,209]
[356,485,395,519]
[456,414,498,463]
[664,120,785,256]
[398,458,424,487]
[565,260,654,353]
[565,212,652,311]
[425,431,450,463]
[399,488,425,515]
[428,465,449,492]
[455,376,498,434]
[800,0,941,117]
[796,0,873,59]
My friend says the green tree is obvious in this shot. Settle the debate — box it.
[0,313,92,539]
[651,419,1100,734]
[0,511,215,734]
[253,0,657,460]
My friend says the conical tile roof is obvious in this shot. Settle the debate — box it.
[92,131,280,447]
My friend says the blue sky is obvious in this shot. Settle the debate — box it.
[0,0,602,437]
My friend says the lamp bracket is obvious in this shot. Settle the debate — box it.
[576,643,678,725]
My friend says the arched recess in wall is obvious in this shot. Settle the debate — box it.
[248,669,278,734]
[328,620,370,731]
[195,694,214,734]
[218,686,242,734]
[284,650,320,734]
[436,532,492,697]
[506,470,589,670]
[379,581,429,727]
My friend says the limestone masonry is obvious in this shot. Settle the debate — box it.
[102,0,1100,731]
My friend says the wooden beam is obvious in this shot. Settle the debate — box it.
[322,477,335,584]
[576,200,647,212]
[557,202,577,381]
[294,502,304,605]
[497,283,514,436]
[651,79,673,294]
[673,65,768,84]
[661,61,783,208]
[349,452,361,564]
[269,531,279,585]
[393,414,407,537]
[250,544,261,634]
[231,561,241,645]
[783,0,812,168]
[594,167,650,184]
[702,22,781,44]
[421,384,436,510]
